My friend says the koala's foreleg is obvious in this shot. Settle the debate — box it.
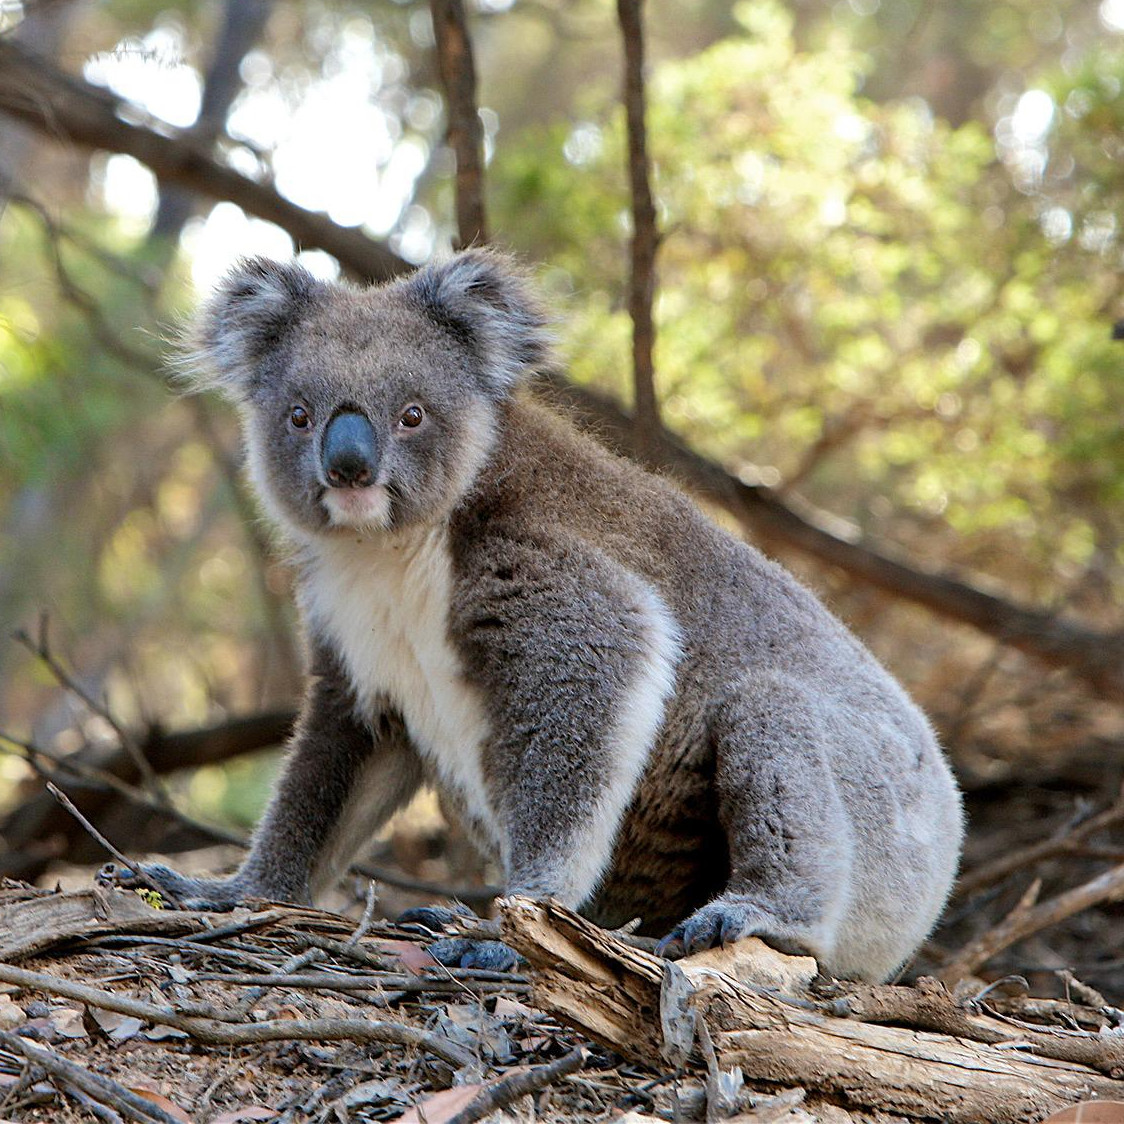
[457,542,680,908]
[124,647,422,910]
[658,673,852,965]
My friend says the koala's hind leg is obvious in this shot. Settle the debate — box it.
[658,675,853,969]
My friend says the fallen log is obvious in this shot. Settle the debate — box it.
[498,896,1124,1124]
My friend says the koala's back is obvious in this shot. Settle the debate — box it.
[449,396,962,973]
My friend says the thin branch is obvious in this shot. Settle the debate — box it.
[445,1045,588,1124]
[430,0,487,247]
[617,0,661,462]
[0,962,475,1068]
[14,617,171,809]
[940,864,1124,983]
[44,782,184,907]
[956,784,1124,898]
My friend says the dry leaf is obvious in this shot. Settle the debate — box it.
[0,998,24,1031]
[51,1007,88,1039]
[128,1088,192,1123]
[397,1083,485,1124]
[144,1024,189,1041]
[492,997,534,1019]
[1041,1103,1124,1123]
[208,1107,278,1123]
[90,1008,144,1040]
[372,938,439,973]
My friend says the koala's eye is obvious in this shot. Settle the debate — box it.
[399,404,425,429]
[289,405,311,430]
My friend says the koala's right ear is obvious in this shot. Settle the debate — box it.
[180,257,322,397]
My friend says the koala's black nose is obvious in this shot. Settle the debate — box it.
[322,411,379,488]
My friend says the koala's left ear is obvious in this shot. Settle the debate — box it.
[180,257,323,397]
[402,250,552,395]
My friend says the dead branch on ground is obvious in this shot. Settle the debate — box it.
[939,861,1124,984]
[499,896,1124,1123]
[955,784,1124,898]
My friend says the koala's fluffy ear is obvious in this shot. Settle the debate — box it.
[182,257,322,397]
[403,250,552,395]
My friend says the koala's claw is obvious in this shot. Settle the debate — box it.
[428,937,522,973]
[657,899,770,958]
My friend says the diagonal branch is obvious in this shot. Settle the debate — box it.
[0,38,407,283]
[536,373,1124,703]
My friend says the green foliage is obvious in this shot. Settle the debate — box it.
[492,0,1124,603]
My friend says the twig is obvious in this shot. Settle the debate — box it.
[941,864,1124,983]
[956,784,1124,897]
[14,618,171,810]
[429,0,487,247]
[444,1045,588,1124]
[192,970,528,996]
[43,781,183,907]
[0,1029,184,1124]
[228,946,324,1019]
[0,962,474,1069]
[347,880,380,945]
[616,0,661,463]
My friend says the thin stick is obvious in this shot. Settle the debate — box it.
[14,619,171,809]
[0,1029,184,1124]
[0,962,474,1069]
[43,782,182,907]
[346,880,379,945]
[444,1045,588,1124]
[956,784,1124,897]
[942,864,1124,982]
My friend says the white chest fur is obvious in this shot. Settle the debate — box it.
[299,526,497,847]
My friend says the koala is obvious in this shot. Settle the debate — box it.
[130,249,963,982]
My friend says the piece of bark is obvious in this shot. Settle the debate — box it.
[498,897,1124,1124]
[679,937,818,995]
[0,886,210,961]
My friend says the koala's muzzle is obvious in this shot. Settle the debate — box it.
[322,411,379,488]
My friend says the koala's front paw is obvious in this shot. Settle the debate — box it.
[428,937,522,973]
[656,898,776,957]
[100,862,247,912]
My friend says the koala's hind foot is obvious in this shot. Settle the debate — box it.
[655,895,816,959]
[102,862,252,912]
[396,904,522,973]
[428,938,521,972]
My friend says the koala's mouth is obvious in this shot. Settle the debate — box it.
[321,484,392,532]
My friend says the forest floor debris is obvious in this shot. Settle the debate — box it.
[1,884,1124,1124]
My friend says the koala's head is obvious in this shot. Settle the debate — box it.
[187,250,550,539]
